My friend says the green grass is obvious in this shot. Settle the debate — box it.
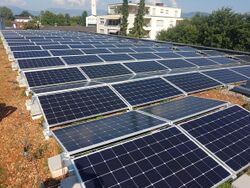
[217,181,231,188]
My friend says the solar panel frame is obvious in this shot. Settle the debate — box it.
[62,55,104,65]
[72,127,232,188]
[10,45,42,52]
[13,50,51,59]
[185,58,220,67]
[37,85,128,127]
[50,49,84,56]
[179,105,250,173]
[52,111,167,155]
[112,77,184,107]
[140,96,227,123]
[129,53,161,60]
[176,51,203,58]
[41,45,70,50]
[209,57,238,65]
[231,66,250,78]
[157,59,197,70]
[98,53,135,62]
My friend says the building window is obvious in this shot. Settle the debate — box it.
[108,19,120,26]
[100,18,105,25]
[170,20,174,27]
[156,20,164,27]
[160,9,164,13]
[165,10,169,14]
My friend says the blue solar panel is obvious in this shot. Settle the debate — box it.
[175,46,197,51]
[124,61,168,73]
[50,49,83,56]
[18,57,65,69]
[82,49,112,54]
[129,53,160,60]
[38,86,128,126]
[164,73,222,93]
[231,66,250,78]
[35,42,59,45]
[153,47,172,52]
[176,51,202,58]
[63,55,103,65]
[158,59,196,69]
[13,51,51,59]
[10,46,42,52]
[25,67,87,87]
[73,127,231,188]
[236,55,250,63]
[53,111,166,154]
[108,48,135,53]
[203,69,248,84]
[181,105,250,172]
[8,42,35,47]
[93,44,116,48]
[141,96,226,122]
[131,48,156,53]
[42,45,70,50]
[154,52,181,59]
[99,54,134,62]
[70,44,94,49]
[81,64,132,79]
[209,57,237,65]
[203,50,226,56]
[113,78,183,106]
[186,58,219,67]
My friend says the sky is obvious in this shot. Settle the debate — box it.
[0,0,249,13]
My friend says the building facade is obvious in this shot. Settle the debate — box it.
[97,2,182,39]
[13,16,32,29]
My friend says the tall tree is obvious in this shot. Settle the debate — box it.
[19,10,32,17]
[129,0,145,38]
[65,13,70,26]
[0,6,14,20]
[81,11,88,26]
[120,0,129,36]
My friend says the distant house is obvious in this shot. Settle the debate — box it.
[13,16,32,29]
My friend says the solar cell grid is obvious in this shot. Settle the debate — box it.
[231,66,250,78]
[203,50,226,56]
[81,64,132,79]
[124,61,168,73]
[154,52,181,59]
[74,127,231,188]
[99,54,134,62]
[53,111,166,154]
[108,48,135,53]
[164,73,222,93]
[158,59,196,69]
[203,69,248,84]
[25,67,86,87]
[113,78,183,106]
[63,55,103,65]
[70,44,94,49]
[82,49,112,54]
[181,105,250,172]
[10,46,42,52]
[129,53,160,60]
[50,49,83,56]
[141,96,226,122]
[153,47,172,52]
[131,48,157,53]
[13,50,51,59]
[209,57,237,65]
[186,58,219,67]
[8,42,35,47]
[18,57,65,69]
[42,45,70,50]
[236,55,250,62]
[176,51,202,58]
[38,86,128,126]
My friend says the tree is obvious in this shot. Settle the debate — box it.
[129,0,146,38]
[120,0,129,36]
[157,8,250,52]
[81,11,88,26]
[0,6,14,20]
[65,13,70,26]
[19,10,32,17]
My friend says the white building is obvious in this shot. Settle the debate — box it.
[86,0,97,27]
[97,2,182,39]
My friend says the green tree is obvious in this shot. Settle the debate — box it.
[19,10,32,17]
[81,11,88,26]
[120,0,129,36]
[0,6,14,20]
[157,8,250,52]
[65,13,70,26]
[129,0,145,38]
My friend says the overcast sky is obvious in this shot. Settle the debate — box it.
[0,0,249,13]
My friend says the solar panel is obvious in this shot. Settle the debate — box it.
[175,46,197,51]
[18,57,65,69]
[129,53,160,60]
[236,55,250,63]
[124,61,168,73]
[42,45,70,50]
[164,73,222,93]
[53,111,166,154]
[108,48,135,53]
[141,96,226,122]
[73,127,231,188]
[35,42,59,45]
[157,59,196,69]
[176,51,202,58]
[231,66,250,78]
[98,54,134,62]
[8,42,35,46]
[203,50,226,56]
[70,44,94,49]
[114,44,135,48]
[153,47,172,52]
[10,46,42,52]
[13,50,51,59]
[81,64,132,79]
[203,69,248,84]
[50,49,83,56]
[25,67,87,87]
[180,105,250,172]
[62,55,103,65]
[154,52,181,59]
[59,41,81,45]
[31,81,99,94]
[82,49,112,54]
[38,86,128,126]
[209,57,237,65]
[93,44,116,48]
[186,58,219,67]
[113,78,183,106]
[131,48,156,53]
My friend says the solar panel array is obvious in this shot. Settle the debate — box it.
[2,30,250,188]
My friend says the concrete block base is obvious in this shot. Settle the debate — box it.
[48,154,68,179]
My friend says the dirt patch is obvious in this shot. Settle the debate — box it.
[192,89,248,106]
[0,45,60,187]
